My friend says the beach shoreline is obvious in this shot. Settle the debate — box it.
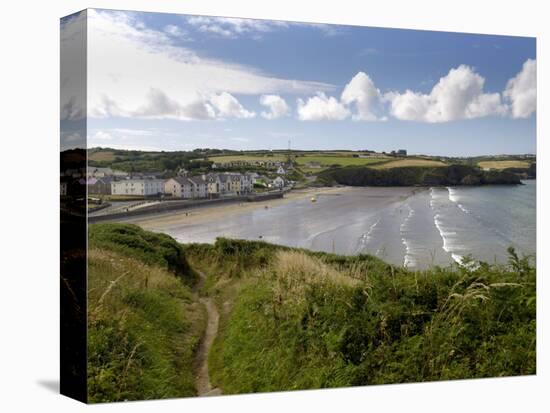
[125,186,357,231]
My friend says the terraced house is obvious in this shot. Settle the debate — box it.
[111,179,164,196]
[164,176,208,199]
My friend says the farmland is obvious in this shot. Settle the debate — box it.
[372,158,447,169]
[294,155,389,168]
[209,152,390,170]
[209,154,288,163]
[478,160,531,170]
[88,150,117,162]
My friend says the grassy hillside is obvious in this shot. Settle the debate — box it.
[86,226,535,400]
[186,238,536,394]
[318,164,522,186]
[87,224,205,402]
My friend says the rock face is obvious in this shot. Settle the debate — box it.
[318,164,522,187]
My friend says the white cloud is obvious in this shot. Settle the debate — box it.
[164,24,188,39]
[87,10,333,121]
[260,95,290,119]
[186,16,287,39]
[185,16,340,39]
[91,131,113,140]
[385,65,507,122]
[297,93,350,121]
[209,92,255,119]
[341,72,382,121]
[504,59,536,119]
[132,88,216,120]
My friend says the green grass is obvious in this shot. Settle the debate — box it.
[186,238,536,394]
[209,154,288,163]
[372,158,447,169]
[89,223,197,285]
[87,227,536,400]
[87,248,205,402]
[295,155,389,167]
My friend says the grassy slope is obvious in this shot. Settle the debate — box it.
[186,239,536,394]
[86,225,536,399]
[87,224,205,403]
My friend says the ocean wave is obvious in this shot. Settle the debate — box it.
[433,213,458,253]
[447,187,459,203]
[400,204,415,267]
[447,187,470,214]
[354,217,381,254]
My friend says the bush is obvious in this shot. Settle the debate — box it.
[89,223,196,285]
[205,242,536,393]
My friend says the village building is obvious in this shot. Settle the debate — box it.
[164,177,194,199]
[277,165,287,175]
[87,166,128,178]
[206,174,222,196]
[88,176,114,195]
[272,176,285,189]
[111,179,164,196]
[187,175,208,198]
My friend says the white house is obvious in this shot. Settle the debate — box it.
[188,176,208,198]
[277,165,287,175]
[164,177,194,199]
[273,176,285,189]
[112,179,164,196]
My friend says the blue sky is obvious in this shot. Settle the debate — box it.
[74,9,536,156]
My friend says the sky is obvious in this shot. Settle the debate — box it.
[61,9,537,156]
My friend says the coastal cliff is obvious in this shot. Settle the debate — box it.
[318,164,522,187]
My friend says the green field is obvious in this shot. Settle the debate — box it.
[209,154,288,163]
[295,155,389,168]
[372,158,447,169]
[209,153,390,169]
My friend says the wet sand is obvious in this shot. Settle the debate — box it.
[128,186,420,264]
[128,187,358,231]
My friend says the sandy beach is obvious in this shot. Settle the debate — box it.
[127,186,357,231]
[119,182,536,269]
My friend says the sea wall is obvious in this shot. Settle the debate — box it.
[88,191,284,223]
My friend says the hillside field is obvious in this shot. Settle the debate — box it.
[372,159,447,169]
[478,160,530,170]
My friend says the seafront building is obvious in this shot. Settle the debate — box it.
[88,170,280,199]
[111,179,164,196]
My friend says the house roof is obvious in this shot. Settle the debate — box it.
[168,177,192,186]
[187,176,206,185]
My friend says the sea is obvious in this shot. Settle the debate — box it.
[157,181,536,269]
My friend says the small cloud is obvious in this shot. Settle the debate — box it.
[260,94,290,119]
[504,58,536,119]
[297,92,350,121]
[209,92,256,119]
[164,24,190,40]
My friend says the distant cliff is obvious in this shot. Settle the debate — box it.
[318,164,522,187]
